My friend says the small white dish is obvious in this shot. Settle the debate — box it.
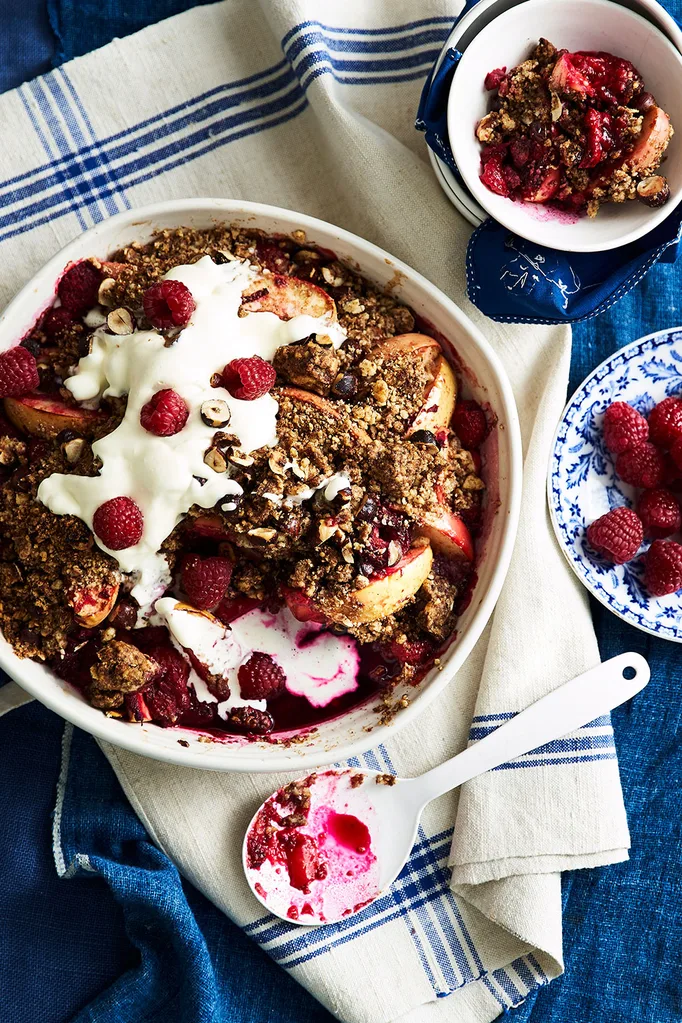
[0,198,523,773]
[447,0,682,252]
[429,149,485,227]
[548,326,682,642]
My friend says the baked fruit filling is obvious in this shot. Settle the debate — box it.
[0,226,486,738]
[477,38,674,216]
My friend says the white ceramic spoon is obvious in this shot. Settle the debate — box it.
[243,652,648,926]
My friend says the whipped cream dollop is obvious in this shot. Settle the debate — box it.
[37,256,345,606]
[155,599,359,713]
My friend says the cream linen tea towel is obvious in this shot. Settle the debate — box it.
[0,1,631,1020]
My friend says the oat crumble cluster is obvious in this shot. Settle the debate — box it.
[477,39,673,216]
[0,225,486,737]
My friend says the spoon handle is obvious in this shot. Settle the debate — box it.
[409,652,649,809]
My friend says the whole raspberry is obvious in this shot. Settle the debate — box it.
[644,540,682,596]
[0,346,40,397]
[57,261,102,315]
[181,554,232,610]
[615,442,665,489]
[140,388,189,436]
[222,356,276,400]
[143,280,195,329]
[637,488,682,539]
[602,401,648,455]
[42,306,74,339]
[648,396,682,448]
[451,399,487,449]
[238,651,287,700]
[93,496,144,550]
[586,507,643,564]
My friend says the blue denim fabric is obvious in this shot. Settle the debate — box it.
[0,2,680,1022]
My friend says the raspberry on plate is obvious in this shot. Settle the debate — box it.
[0,347,40,398]
[57,261,102,316]
[644,539,682,596]
[222,355,276,400]
[648,396,682,448]
[93,496,144,550]
[615,442,666,489]
[181,555,232,610]
[637,488,681,538]
[238,651,287,701]
[451,399,487,449]
[602,401,648,455]
[143,279,195,329]
[140,388,189,436]
[586,506,643,564]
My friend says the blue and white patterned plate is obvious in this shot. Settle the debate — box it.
[548,327,682,642]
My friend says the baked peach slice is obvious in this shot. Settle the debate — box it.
[370,334,456,434]
[4,395,103,438]
[242,274,336,322]
[317,542,433,625]
[625,106,672,175]
[66,580,119,628]
[416,506,474,562]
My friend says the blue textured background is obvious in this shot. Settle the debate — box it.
[0,3,680,1021]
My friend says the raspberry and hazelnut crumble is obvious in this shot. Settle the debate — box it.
[0,225,486,737]
[477,39,673,216]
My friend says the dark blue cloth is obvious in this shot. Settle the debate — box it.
[0,0,53,91]
[0,2,681,1022]
[416,38,682,324]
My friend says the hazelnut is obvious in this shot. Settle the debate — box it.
[321,267,344,287]
[201,399,231,428]
[247,527,277,543]
[341,542,355,564]
[97,278,117,307]
[204,447,228,473]
[228,448,254,467]
[636,175,670,209]
[106,308,135,335]
[62,437,87,465]
[636,91,656,112]
[409,429,438,446]
[387,541,402,567]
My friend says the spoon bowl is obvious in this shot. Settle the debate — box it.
[244,651,650,926]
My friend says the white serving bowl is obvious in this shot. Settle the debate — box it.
[448,0,682,252]
[0,199,522,772]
